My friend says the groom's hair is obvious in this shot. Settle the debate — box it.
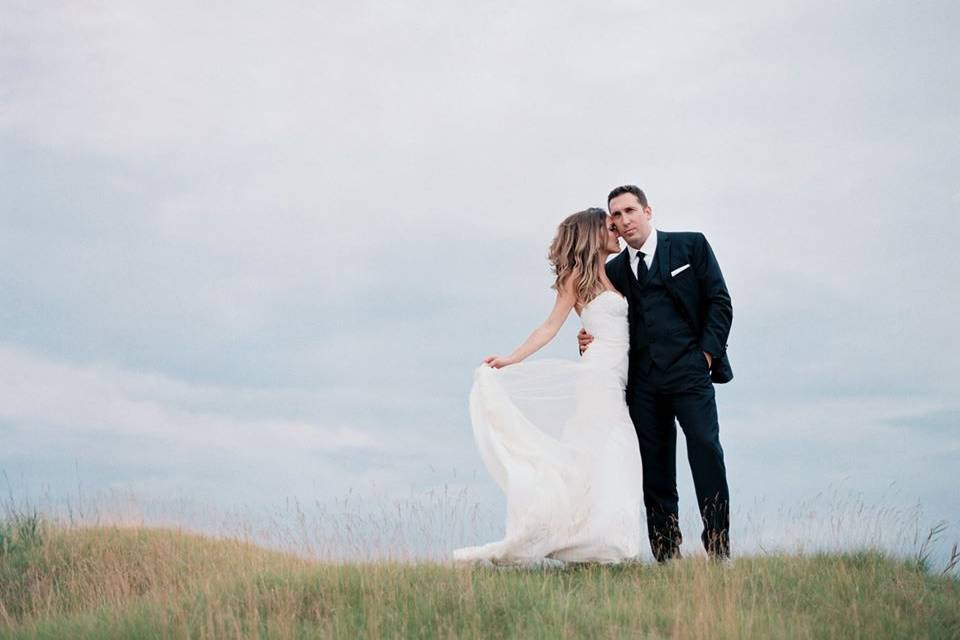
[607,185,648,208]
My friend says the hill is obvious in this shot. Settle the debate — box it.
[1,516,958,638]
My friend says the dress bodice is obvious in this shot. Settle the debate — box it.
[581,290,629,346]
[579,290,629,384]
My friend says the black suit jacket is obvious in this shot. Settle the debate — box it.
[605,230,734,384]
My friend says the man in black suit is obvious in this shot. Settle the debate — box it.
[579,185,733,562]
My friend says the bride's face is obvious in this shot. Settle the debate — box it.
[602,218,621,254]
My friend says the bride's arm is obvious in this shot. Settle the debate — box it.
[484,276,577,368]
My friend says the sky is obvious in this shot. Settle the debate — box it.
[1,1,958,562]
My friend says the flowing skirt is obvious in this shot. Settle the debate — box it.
[453,357,643,564]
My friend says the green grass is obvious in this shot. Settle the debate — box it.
[1,515,958,639]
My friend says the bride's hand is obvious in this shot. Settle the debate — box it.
[483,355,516,369]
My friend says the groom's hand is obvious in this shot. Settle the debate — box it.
[578,328,594,355]
[703,352,713,369]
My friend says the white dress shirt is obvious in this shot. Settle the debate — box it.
[627,228,657,279]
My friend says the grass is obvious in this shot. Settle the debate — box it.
[1,512,958,638]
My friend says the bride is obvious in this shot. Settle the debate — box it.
[453,207,644,565]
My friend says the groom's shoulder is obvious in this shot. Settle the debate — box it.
[605,249,627,269]
[661,230,707,247]
[605,250,626,276]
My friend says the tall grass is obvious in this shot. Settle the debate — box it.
[1,504,958,638]
[2,475,958,637]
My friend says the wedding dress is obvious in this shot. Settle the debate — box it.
[453,290,643,564]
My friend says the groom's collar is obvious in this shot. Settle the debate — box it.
[627,228,658,261]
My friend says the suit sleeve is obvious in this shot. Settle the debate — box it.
[693,234,732,357]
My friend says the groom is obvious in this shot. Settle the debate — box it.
[579,185,733,562]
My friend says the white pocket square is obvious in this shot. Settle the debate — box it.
[670,264,691,277]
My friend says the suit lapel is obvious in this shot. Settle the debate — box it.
[657,232,672,287]
[605,249,630,295]
[619,247,636,286]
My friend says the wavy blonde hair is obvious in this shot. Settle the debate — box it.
[547,207,609,305]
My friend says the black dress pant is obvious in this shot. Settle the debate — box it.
[627,348,730,560]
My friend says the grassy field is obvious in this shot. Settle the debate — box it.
[1,514,958,639]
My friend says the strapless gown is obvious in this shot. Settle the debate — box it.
[453,290,643,564]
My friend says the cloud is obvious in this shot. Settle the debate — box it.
[0,343,378,456]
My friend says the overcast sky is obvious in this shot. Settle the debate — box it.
[2,1,958,561]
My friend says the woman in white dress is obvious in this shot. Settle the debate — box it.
[453,207,644,565]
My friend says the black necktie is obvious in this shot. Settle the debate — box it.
[636,251,648,281]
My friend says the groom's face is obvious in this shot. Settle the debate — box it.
[608,193,653,249]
